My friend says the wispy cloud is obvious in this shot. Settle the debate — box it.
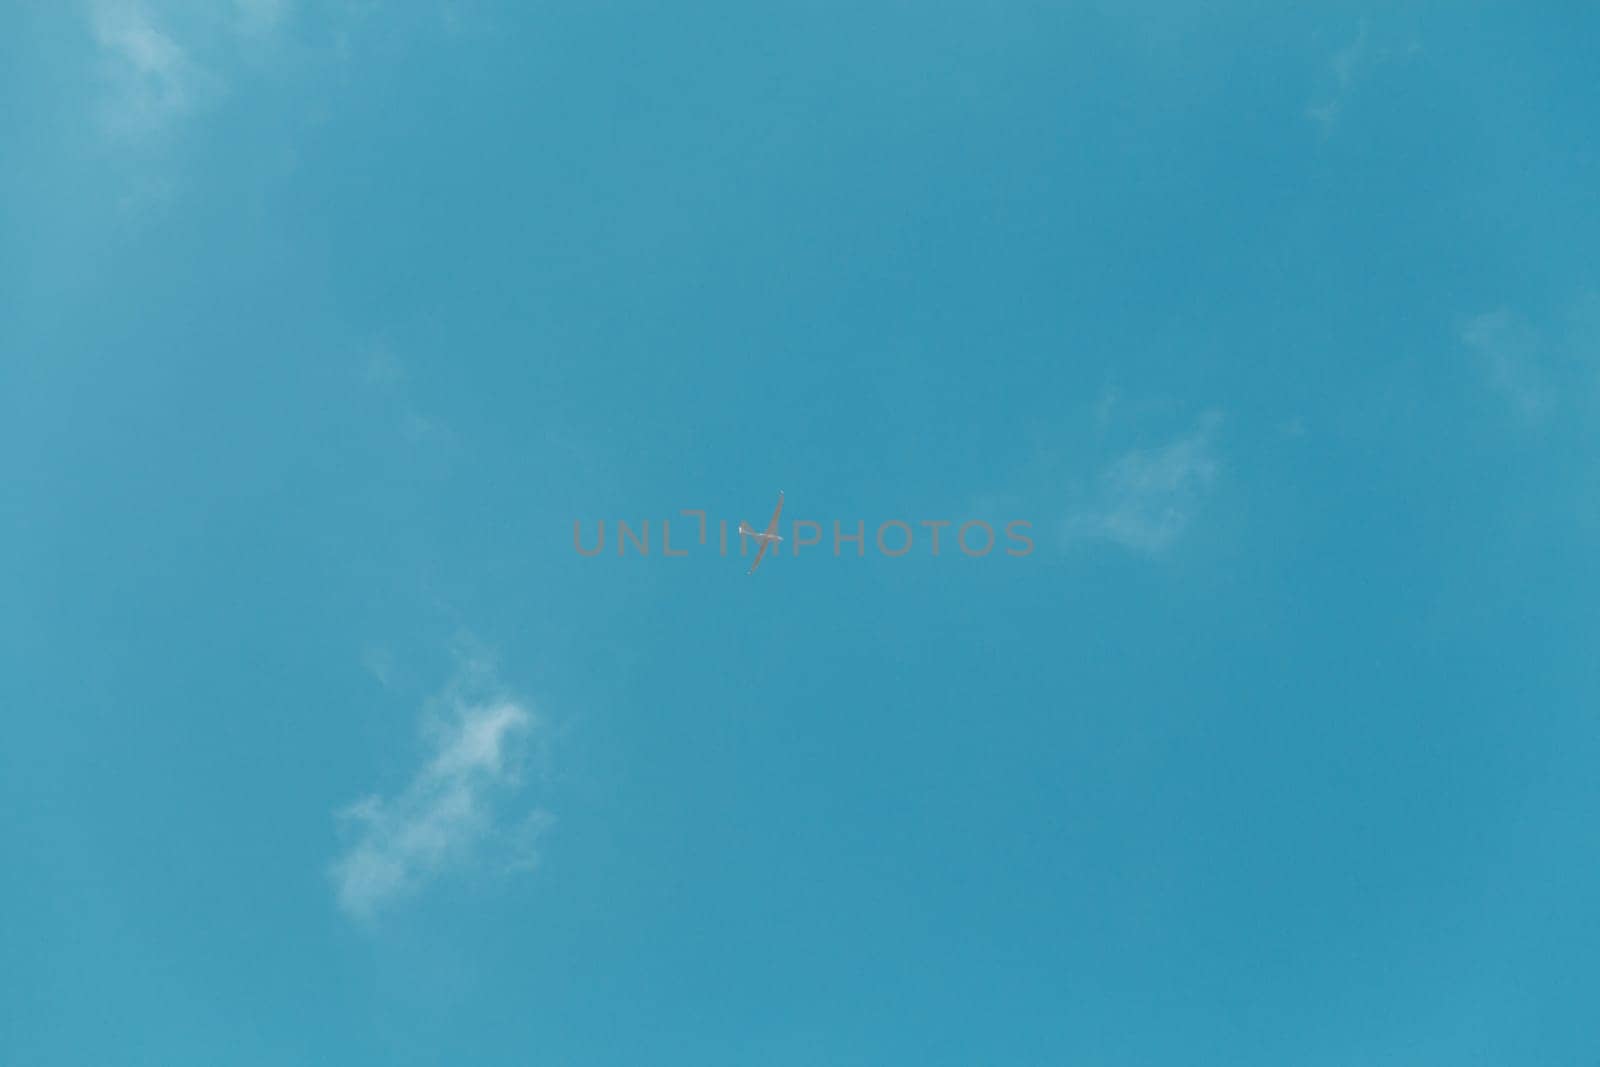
[361,643,398,689]
[1461,309,1556,423]
[89,0,294,143]
[1306,20,1369,129]
[232,0,291,37]
[1306,20,1420,131]
[1067,413,1222,554]
[365,348,454,448]
[331,653,551,922]
[91,1,214,141]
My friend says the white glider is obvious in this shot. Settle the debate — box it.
[739,490,785,575]
[736,522,783,545]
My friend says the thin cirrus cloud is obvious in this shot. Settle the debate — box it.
[90,1,213,141]
[1305,20,1369,129]
[1460,292,1600,427]
[330,657,552,922]
[232,0,290,36]
[1461,308,1557,424]
[1066,413,1222,555]
[87,0,294,145]
[1305,19,1419,131]
[365,349,455,449]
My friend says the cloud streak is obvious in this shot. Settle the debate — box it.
[91,1,212,140]
[1461,309,1556,423]
[1067,414,1222,554]
[331,657,550,921]
[232,0,290,37]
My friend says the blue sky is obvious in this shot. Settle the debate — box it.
[4,3,1599,1063]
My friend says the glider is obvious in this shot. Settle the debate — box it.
[738,490,785,576]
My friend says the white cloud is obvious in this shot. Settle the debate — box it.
[331,657,551,921]
[89,0,289,143]
[233,0,290,37]
[361,644,397,688]
[1093,385,1120,435]
[1068,414,1222,554]
[91,1,213,140]
[364,349,455,448]
[1306,20,1368,129]
[1461,309,1555,423]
